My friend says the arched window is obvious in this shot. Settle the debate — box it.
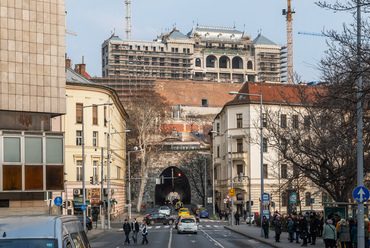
[206,55,217,68]
[305,192,311,206]
[232,57,243,69]
[247,61,253,70]
[219,56,230,69]
[195,58,201,67]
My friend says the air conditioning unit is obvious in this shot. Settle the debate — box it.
[73,189,80,195]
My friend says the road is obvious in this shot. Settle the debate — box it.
[90,219,272,248]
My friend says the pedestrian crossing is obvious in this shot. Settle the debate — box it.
[146,223,226,230]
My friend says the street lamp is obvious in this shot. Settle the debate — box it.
[82,102,113,232]
[107,130,130,230]
[229,91,263,236]
[128,147,142,220]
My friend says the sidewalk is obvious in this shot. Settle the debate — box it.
[224,223,326,248]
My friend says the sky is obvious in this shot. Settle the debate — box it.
[65,0,355,82]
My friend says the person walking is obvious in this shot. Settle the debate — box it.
[322,219,337,248]
[293,214,301,244]
[131,218,140,245]
[337,219,351,248]
[262,215,270,238]
[141,221,149,245]
[310,214,320,245]
[234,211,240,225]
[350,221,357,248]
[123,219,131,245]
[274,215,282,242]
[287,217,295,243]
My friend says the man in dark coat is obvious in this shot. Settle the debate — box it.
[310,214,320,245]
[123,219,131,244]
[234,211,240,225]
[131,218,140,244]
[274,215,282,242]
[299,214,308,246]
[293,214,301,243]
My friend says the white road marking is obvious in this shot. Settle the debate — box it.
[201,229,225,248]
[156,226,161,229]
[206,225,211,227]
[214,225,219,228]
[148,227,153,229]
[165,226,169,228]
[248,240,260,244]
[168,227,172,248]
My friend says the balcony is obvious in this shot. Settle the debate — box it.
[232,152,247,160]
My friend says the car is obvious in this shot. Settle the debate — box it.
[0,215,91,248]
[191,203,202,214]
[175,215,200,229]
[75,215,93,230]
[178,208,190,217]
[197,208,209,218]
[246,215,255,224]
[177,216,198,234]
[174,215,182,229]
[175,201,183,211]
[158,206,171,216]
[144,212,175,225]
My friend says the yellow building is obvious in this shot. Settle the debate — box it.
[52,67,129,219]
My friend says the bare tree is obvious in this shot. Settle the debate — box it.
[126,92,170,212]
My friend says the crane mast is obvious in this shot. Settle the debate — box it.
[284,0,295,84]
[124,0,132,40]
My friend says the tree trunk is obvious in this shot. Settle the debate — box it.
[136,177,148,212]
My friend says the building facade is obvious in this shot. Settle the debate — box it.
[0,0,66,215]
[52,67,129,219]
[101,25,284,84]
[212,82,326,216]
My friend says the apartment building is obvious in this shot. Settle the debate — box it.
[101,25,284,84]
[0,0,66,215]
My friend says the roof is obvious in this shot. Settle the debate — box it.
[168,30,189,39]
[253,34,277,46]
[109,33,122,41]
[195,25,243,34]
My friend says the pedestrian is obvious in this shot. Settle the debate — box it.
[337,219,351,248]
[219,210,223,220]
[243,209,247,221]
[310,214,320,245]
[274,215,282,242]
[365,215,369,248]
[299,213,309,246]
[225,210,229,221]
[234,211,240,225]
[287,217,295,243]
[322,219,337,248]
[123,219,131,245]
[141,221,149,245]
[262,215,270,238]
[131,218,140,245]
[350,221,357,248]
[293,214,301,244]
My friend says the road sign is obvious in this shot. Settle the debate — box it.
[353,186,370,203]
[262,209,270,220]
[54,197,63,207]
[226,193,231,199]
[262,193,269,205]
[229,189,235,196]
[81,205,87,211]
[207,197,212,204]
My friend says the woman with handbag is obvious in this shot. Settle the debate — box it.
[323,219,337,248]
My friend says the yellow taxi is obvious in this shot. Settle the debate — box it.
[178,208,190,217]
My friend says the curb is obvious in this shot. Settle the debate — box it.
[224,226,280,248]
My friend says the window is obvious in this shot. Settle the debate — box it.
[171,48,174,52]
[76,103,83,123]
[281,138,288,150]
[304,115,310,130]
[293,164,299,177]
[217,146,220,158]
[76,131,82,146]
[104,106,107,126]
[202,99,208,107]
[281,114,287,128]
[196,58,201,67]
[4,137,21,162]
[322,192,329,204]
[282,192,287,207]
[263,164,268,178]
[216,123,220,133]
[237,139,243,153]
[153,47,156,51]
[305,192,311,206]
[281,164,287,179]
[76,160,82,181]
[187,48,190,53]
[93,160,98,182]
[92,106,98,125]
[183,48,186,53]
[262,113,267,127]
[263,138,268,152]
[236,114,243,128]
[293,115,298,129]
[93,131,98,146]
[237,164,243,175]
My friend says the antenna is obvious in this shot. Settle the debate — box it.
[124,0,132,40]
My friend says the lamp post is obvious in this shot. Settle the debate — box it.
[128,148,141,220]
[82,102,113,233]
[107,130,130,230]
[229,91,263,236]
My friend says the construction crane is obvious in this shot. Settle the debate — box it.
[65,29,77,36]
[124,0,132,40]
[282,0,295,84]
[298,31,365,41]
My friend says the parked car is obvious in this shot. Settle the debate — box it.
[177,215,198,234]
[158,206,171,216]
[144,212,175,225]
[196,208,209,218]
[76,215,93,230]
[0,215,91,247]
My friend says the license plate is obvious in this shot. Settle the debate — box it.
[185,228,192,231]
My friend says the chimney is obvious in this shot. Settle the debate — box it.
[74,56,86,77]
[66,58,71,68]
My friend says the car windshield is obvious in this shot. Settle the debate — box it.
[0,239,58,248]
[181,218,195,223]
[199,209,207,212]
[160,207,169,210]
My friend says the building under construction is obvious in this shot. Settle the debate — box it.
[95,25,286,102]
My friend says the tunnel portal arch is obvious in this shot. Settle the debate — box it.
[155,166,191,205]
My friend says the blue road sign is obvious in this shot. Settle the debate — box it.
[81,205,87,211]
[54,196,63,206]
[262,193,270,205]
[353,186,370,203]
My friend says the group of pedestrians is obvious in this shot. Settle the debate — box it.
[122,218,149,245]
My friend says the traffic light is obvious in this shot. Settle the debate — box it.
[90,176,94,185]
[226,201,229,208]
[177,173,182,182]
[62,201,66,208]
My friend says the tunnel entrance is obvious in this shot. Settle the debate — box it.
[155,166,191,205]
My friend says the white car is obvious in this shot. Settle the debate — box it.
[158,206,171,216]
[177,216,197,234]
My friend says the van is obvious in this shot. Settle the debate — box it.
[0,215,91,248]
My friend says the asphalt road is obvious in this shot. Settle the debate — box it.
[90,219,272,248]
